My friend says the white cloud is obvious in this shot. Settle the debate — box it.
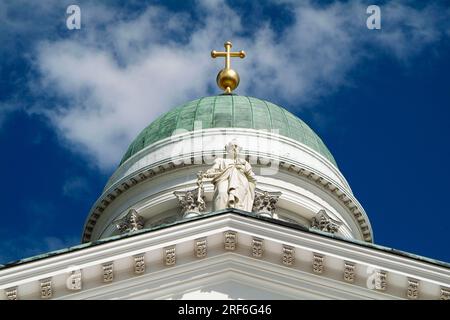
[27,0,449,170]
[369,2,444,59]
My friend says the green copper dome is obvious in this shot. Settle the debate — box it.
[120,95,337,166]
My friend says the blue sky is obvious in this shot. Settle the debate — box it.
[1,0,450,264]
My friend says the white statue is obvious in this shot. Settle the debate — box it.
[202,140,256,211]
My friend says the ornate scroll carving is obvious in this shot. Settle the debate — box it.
[134,254,146,274]
[174,184,206,219]
[40,279,52,299]
[66,269,82,291]
[252,238,264,258]
[224,231,237,251]
[441,287,450,300]
[343,261,356,283]
[102,263,114,282]
[164,246,176,266]
[5,287,17,300]
[374,270,387,291]
[406,278,419,299]
[311,209,342,234]
[252,189,282,218]
[313,253,324,274]
[195,238,207,258]
[115,209,144,233]
[282,245,295,266]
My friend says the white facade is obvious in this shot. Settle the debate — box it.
[1,212,449,300]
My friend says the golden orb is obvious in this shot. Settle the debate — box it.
[216,68,240,94]
[211,41,246,93]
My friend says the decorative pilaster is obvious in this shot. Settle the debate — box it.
[134,254,146,274]
[115,209,144,233]
[224,231,237,251]
[40,278,52,299]
[312,253,324,274]
[66,269,82,291]
[5,287,18,300]
[102,262,114,282]
[195,238,207,258]
[282,245,295,266]
[343,261,356,283]
[164,246,176,266]
[252,189,282,218]
[251,238,264,258]
[406,278,419,299]
[311,209,342,234]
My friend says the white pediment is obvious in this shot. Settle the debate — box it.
[1,212,449,300]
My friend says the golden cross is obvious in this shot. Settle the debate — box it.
[211,41,246,93]
[211,41,245,69]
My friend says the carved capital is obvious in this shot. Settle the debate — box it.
[311,209,342,234]
[252,188,282,218]
[174,188,206,218]
[115,209,144,234]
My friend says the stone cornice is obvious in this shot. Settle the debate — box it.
[2,212,448,300]
[113,128,349,190]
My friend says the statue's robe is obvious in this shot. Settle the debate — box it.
[207,158,256,212]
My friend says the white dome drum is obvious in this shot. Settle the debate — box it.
[82,95,373,243]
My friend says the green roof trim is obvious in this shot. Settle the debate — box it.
[120,95,337,167]
[1,209,448,270]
